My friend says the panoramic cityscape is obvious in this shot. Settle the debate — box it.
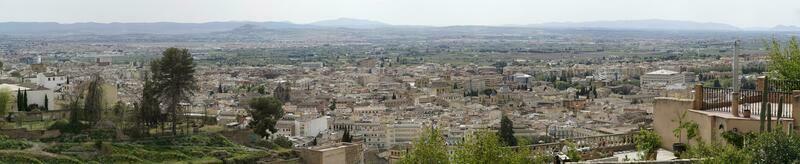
[0,0,799,163]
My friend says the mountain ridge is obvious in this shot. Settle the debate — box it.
[0,19,797,35]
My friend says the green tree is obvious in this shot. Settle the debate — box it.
[767,37,800,87]
[111,101,126,126]
[22,90,27,111]
[151,48,197,135]
[684,141,752,164]
[673,111,699,145]
[16,89,23,112]
[341,128,352,142]
[746,130,800,163]
[0,89,11,117]
[256,85,266,95]
[398,127,449,164]
[453,130,530,164]
[247,97,284,139]
[555,81,570,90]
[134,76,163,136]
[84,74,104,125]
[63,98,87,134]
[498,115,517,146]
[43,95,48,111]
[273,135,293,148]
[635,129,662,160]
[565,141,582,161]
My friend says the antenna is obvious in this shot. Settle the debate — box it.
[732,40,740,92]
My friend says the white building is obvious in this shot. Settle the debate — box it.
[300,62,324,69]
[304,116,330,137]
[0,84,57,111]
[27,73,67,91]
[510,73,532,89]
[386,122,423,146]
[641,70,684,86]
[640,69,686,95]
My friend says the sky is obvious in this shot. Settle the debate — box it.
[0,0,799,28]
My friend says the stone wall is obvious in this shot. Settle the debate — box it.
[652,97,693,150]
[0,128,60,140]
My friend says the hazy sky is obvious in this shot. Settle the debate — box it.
[1,0,799,27]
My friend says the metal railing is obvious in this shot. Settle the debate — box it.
[696,77,796,118]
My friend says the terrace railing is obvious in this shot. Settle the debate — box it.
[694,76,798,118]
[511,132,637,159]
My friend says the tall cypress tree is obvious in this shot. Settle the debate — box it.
[22,90,28,111]
[43,95,48,111]
[84,74,104,125]
[16,89,22,111]
[342,128,352,142]
[498,115,517,146]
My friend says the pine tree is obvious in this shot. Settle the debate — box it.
[151,48,197,135]
[247,97,284,139]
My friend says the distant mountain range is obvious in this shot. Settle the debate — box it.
[309,18,390,29]
[526,19,741,31]
[0,18,797,35]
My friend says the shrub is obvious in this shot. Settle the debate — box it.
[745,130,800,163]
[634,129,661,160]
[0,135,32,150]
[134,150,190,162]
[254,139,278,149]
[99,154,145,163]
[685,142,752,164]
[48,120,69,131]
[48,120,88,134]
[44,144,67,153]
[89,129,115,141]
[134,134,235,147]
[229,152,272,164]
[273,135,293,148]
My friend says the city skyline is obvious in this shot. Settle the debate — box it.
[1,0,799,28]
